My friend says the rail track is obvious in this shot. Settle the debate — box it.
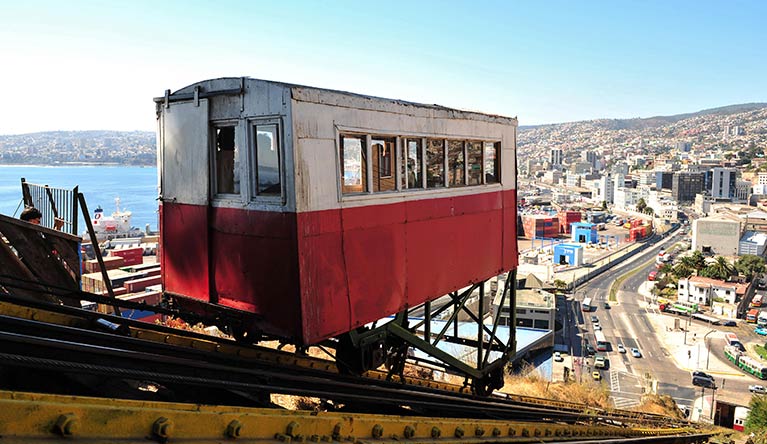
[0,276,721,442]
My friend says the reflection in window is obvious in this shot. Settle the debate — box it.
[255,124,281,195]
[484,142,499,184]
[372,137,396,192]
[405,139,422,189]
[467,141,482,185]
[448,140,465,187]
[215,126,239,195]
[426,139,444,188]
[341,135,367,194]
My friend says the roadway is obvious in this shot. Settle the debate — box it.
[560,229,767,416]
[561,229,698,411]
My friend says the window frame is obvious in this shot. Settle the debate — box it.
[337,130,502,198]
[248,117,284,202]
[210,119,242,200]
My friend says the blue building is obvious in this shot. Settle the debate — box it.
[553,243,584,266]
[571,222,598,244]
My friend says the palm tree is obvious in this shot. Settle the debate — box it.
[553,279,568,293]
[703,256,735,281]
[679,251,706,272]
[672,263,694,279]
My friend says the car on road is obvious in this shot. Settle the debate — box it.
[586,345,596,356]
[631,348,642,358]
[594,324,602,331]
[591,315,599,323]
[603,302,610,309]
[756,326,767,336]
[692,371,714,381]
[617,344,626,353]
[749,385,767,394]
[592,371,601,381]
[553,352,563,362]
[722,320,737,327]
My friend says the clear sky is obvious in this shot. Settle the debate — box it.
[1,0,765,135]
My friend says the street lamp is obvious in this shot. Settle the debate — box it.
[704,329,715,370]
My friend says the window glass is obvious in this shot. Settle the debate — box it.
[341,135,367,194]
[406,139,422,189]
[448,140,465,187]
[254,124,281,196]
[372,137,396,192]
[484,141,499,184]
[426,139,444,188]
[467,141,482,185]
[214,126,239,195]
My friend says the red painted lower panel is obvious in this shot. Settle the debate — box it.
[162,189,518,344]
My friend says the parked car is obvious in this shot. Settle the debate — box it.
[586,345,596,356]
[553,352,563,362]
[617,344,626,353]
[631,348,642,358]
[749,384,767,394]
[756,326,767,336]
[722,320,737,327]
[591,315,599,323]
[592,371,601,381]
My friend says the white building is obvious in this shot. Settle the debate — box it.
[711,167,738,200]
[695,193,716,216]
[565,174,582,188]
[493,287,555,330]
[598,174,614,204]
[638,170,657,187]
[739,231,767,256]
[613,187,640,212]
[757,172,767,186]
[677,276,746,305]
[735,179,751,203]
[691,217,741,256]
[647,190,678,220]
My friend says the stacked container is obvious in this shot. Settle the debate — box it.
[522,215,560,239]
[558,211,582,234]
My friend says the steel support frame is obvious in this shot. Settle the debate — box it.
[344,270,517,393]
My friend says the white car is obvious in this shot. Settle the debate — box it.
[750,384,767,394]
[617,344,626,353]
[594,324,602,331]
[553,352,563,362]
[631,348,642,358]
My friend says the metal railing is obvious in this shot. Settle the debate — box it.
[20,178,78,236]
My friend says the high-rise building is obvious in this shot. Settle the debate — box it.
[672,172,705,203]
[656,172,674,190]
[599,174,615,204]
[582,150,597,168]
[675,142,692,152]
[710,167,737,200]
[550,149,563,167]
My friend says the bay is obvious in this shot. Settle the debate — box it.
[0,165,159,233]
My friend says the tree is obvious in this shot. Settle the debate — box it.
[735,254,766,280]
[745,393,767,433]
[701,256,735,281]
[553,279,568,293]
[680,251,706,272]
[601,200,607,211]
[636,198,647,213]
[672,263,694,280]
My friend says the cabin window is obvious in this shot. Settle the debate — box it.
[341,135,367,194]
[467,141,482,186]
[372,137,396,192]
[448,140,465,187]
[254,124,281,196]
[484,141,499,184]
[403,138,423,189]
[426,139,445,188]
[214,125,239,195]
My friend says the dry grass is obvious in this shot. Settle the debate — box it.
[631,394,684,418]
[498,368,612,410]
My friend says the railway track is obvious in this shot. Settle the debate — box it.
[0,280,720,442]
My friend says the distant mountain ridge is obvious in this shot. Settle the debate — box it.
[520,102,767,131]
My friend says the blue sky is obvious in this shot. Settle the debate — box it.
[1,0,765,134]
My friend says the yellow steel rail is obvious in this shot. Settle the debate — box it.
[0,300,684,427]
[0,390,709,444]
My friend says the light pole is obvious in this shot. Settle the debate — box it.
[704,329,715,370]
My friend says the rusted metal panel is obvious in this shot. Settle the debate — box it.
[0,214,81,306]
[161,98,210,206]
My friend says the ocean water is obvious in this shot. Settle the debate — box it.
[0,165,159,233]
